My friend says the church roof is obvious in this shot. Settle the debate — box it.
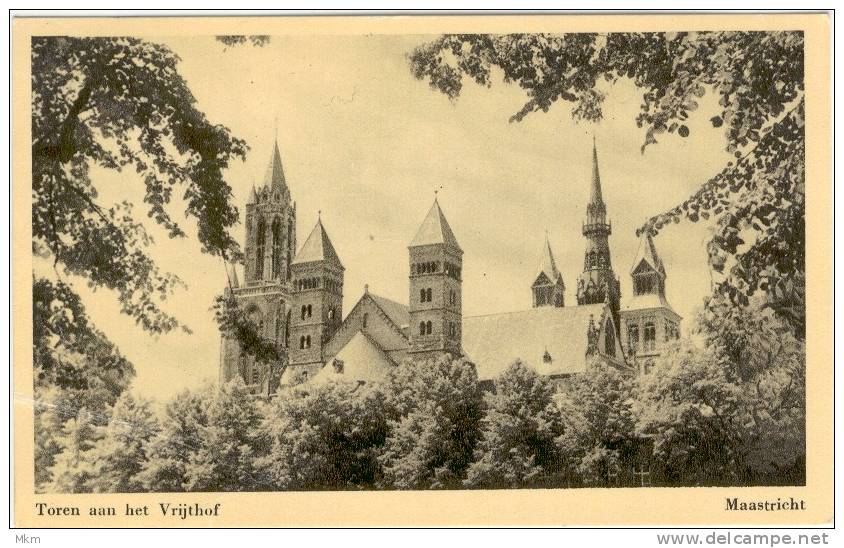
[623,293,678,314]
[262,140,289,193]
[368,293,411,331]
[312,331,396,385]
[292,218,343,268]
[463,303,608,381]
[534,235,563,285]
[590,138,604,205]
[631,231,666,277]
[409,199,462,252]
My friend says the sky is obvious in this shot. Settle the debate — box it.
[42,34,733,401]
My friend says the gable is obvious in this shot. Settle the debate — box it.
[324,293,409,363]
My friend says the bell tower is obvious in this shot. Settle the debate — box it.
[576,138,621,329]
[219,137,296,395]
[408,198,463,361]
[288,215,345,380]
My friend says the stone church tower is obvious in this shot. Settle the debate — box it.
[218,138,297,394]
[620,231,682,374]
[532,234,565,308]
[288,216,345,381]
[576,139,621,330]
[408,198,463,361]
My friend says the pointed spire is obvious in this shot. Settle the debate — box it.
[535,233,563,284]
[292,217,343,268]
[409,198,462,252]
[263,138,289,193]
[590,135,604,205]
[631,230,666,277]
[247,183,258,204]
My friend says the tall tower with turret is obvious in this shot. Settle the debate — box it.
[219,138,297,395]
[620,231,682,374]
[288,216,344,381]
[532,234,565,308]
[408,198,463,361]
[576,139,621,329]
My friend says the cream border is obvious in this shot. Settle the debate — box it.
[11,13,833,527]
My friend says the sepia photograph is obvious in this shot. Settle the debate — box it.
[11,12,832,528]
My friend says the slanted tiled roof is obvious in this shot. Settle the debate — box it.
[292,219,343,268]
[463,303,607,381]
[368,293,410,331]
[409,199,462,252]
[623,293,680,320]
[312,331,395,385]
[631,231,665,277]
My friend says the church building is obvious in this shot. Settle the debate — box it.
[219,136,681,394]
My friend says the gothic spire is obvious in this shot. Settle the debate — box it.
[590,136,604,205]
[263,138,289,194]
[631,230,666,278]
[536,233,563,284]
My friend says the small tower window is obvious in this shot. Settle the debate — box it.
[328,308,335,321]
[426,288,432,302]
[307,304,312,318]
[299,336,306,349]
[419,321,425,335]
[426,321,433,335]
[362,313,369,328]
[301,305,307,320]
[306,335,311,348]
[419,288,426,302]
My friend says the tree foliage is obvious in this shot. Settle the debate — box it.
[465,361,566,488]
[32,36,249,334]
[377,357,484,489]
[557,357,637,486]
[87,393,159,493]
[258,381,388,490]
[408,32,805,336]
[634,298,805,485]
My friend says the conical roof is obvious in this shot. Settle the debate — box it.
[535,235,563,285]
[631,231,665,277]
[247,184,258,204]
[262,140,288,193]
[590,137,604,205]
[409,199,462,252]
[292,218,343,268]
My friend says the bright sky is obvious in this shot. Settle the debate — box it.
[43,35,733,400]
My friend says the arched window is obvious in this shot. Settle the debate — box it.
[299,336,306,349]
[328,308,335,321]
[628,324,639,352]
[362,313,369,328]
[286,218,293,280]
[604,320,616,357]
[271,218,282,278]
[420,288,426,302]
[285,310,291,348]
[307,304,312,318]
[426,288,432,302]
[644,322,656,352]
[255,218,266,279]
[275,307,283,342]
[301,305,307,320]
[419,321,425,335]
[305,335,311,348]
[425,321,432,335]
[251,364,261,385]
